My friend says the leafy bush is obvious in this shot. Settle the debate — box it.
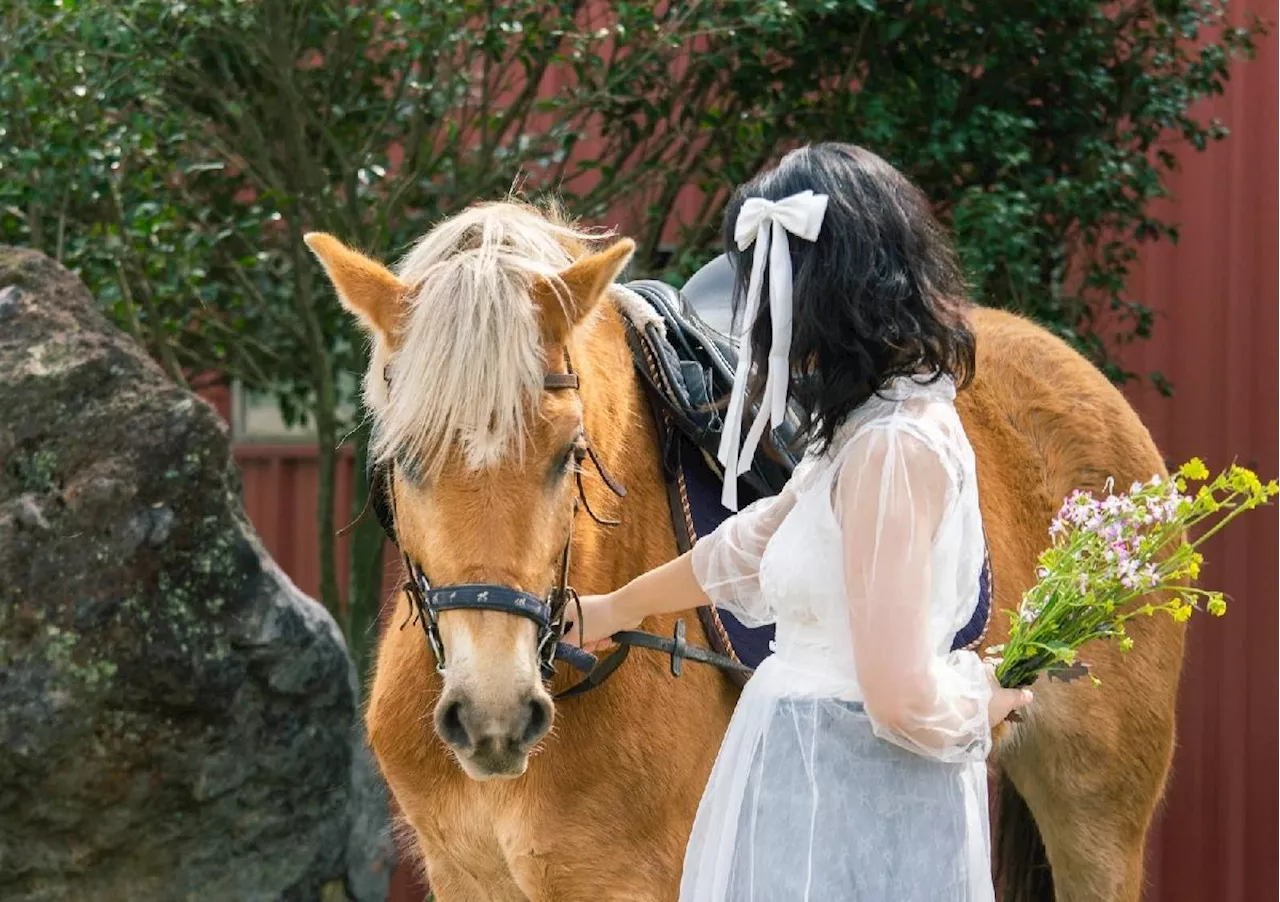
[1,0,1262,675]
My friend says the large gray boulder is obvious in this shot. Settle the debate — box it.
[0,248,395,902]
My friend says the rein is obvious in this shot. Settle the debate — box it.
[366,351,749,701]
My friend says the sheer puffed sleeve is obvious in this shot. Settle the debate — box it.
[690,485,798,627]
[836,420,992,763]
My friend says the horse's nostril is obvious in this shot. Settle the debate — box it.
[437,699,470,749]
[521,695,553,747]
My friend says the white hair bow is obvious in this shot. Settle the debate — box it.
[716,189,829,511]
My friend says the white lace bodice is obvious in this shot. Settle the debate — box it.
[692,375,992,761]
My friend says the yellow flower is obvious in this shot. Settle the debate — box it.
[1172,602,1194,623]
[1119,637,1135,652]
[1231,467,1263,497]
[1179,458,1210,481]
[1186,554,1202,580]
[1207,594,1227,617]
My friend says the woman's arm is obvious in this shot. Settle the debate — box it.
[572,486,799,645]
[837,422,1030,762]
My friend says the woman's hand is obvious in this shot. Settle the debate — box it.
[985,661,1033,728]
[563,592,641,652]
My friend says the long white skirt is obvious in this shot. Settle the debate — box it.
[679,657,994,902]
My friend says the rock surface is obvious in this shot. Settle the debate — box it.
[0,248,395,902]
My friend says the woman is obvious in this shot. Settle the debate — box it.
[572,143,1032,901]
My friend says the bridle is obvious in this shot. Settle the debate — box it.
[370,354,623,699]
[361,350,751,700]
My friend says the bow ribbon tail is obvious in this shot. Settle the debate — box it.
[765,219,794,427]
[731,224,792,483]
[716,222,771,511]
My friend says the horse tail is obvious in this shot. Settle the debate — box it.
[993,769,1055,902]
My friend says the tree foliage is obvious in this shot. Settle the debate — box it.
[1,0,1262,680]
[701,0,1264,385]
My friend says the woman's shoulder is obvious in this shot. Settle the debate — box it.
[805,375,971,484]
[833,375,960,443]
[877,373,958,405]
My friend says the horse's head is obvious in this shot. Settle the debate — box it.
[306,203,633,780]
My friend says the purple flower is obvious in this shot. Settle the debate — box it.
[1140,497,1164,522]
[1117,557,1142,589]
[1062,491,1100,526]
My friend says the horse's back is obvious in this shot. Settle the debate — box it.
[964,306,1166,513]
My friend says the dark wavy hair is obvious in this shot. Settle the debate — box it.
[724,142,975,456]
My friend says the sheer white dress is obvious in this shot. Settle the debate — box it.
[682,375,994,902]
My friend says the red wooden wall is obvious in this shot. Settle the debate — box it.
[1119,0,1278,896]
[215,8,1277,898]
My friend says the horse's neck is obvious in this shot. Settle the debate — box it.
[570,303,680,593]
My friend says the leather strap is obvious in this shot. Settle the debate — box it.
[544,372,580,390]
[553,641,599,675]
[426,584,552,628]
[614,621,753,677]
[554,643,632,700]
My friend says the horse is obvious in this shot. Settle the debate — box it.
[304,199,1185,902]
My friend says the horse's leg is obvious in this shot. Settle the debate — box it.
[512,860,674,902]
[412,829,530,902]
[996,612,1183,902]
[513,853,680,902]
[404,808,535,900]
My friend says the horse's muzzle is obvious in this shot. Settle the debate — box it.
[435,688,553,779]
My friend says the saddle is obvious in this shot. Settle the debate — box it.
[622,257,800,502]
[621,254,992,687]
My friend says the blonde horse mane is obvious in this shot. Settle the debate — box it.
[372,200,610,476]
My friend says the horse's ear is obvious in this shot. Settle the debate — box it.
[535,238,635,342]
[304,232,406,341]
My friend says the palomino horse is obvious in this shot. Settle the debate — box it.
[305,200,1185,902]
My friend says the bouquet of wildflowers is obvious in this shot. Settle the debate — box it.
[992,459,1277,690]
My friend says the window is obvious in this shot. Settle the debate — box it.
[229,373,360,443]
